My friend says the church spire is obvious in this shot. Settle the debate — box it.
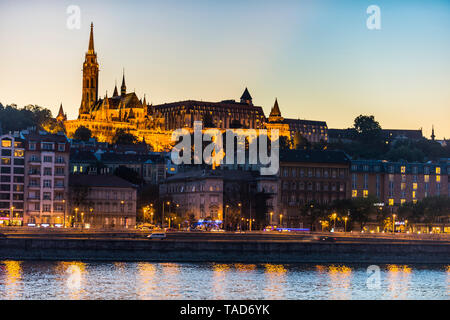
[121,69,126,96]
[268,98,284,123]
[431,125,436,141]
[113,80,119,97]
[56,103,66,122]
[88,22,95,53]
[240,87,253,105]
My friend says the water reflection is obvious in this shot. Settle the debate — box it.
[385,265,412,300]
[1,261,22,299]
[137,262,157,300]
[264,264,287,299]
[326,265,353,300]
[57,261,86,299]
[0,261,448,300]
[212,263,230,299]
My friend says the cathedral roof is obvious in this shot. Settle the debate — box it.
[91,92,144,112]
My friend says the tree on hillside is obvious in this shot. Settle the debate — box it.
[112,129,138,145]
[73,126,92,141]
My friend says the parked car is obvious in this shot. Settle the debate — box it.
[147,233,166,239]
[319,236,337,242]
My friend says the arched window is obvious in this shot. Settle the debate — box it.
[86,78,90,88]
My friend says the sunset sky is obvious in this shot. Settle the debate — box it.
[0,0,449,138]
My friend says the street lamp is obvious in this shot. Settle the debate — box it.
[225,205,229,231]
[332,213,337,231]
[238,203,242,231]
[270,211,273,225]
[10,206,15,226]
[392,214,396,233]
[163,201,170,228]
[62,199,66,228]
[344,217,348,233]
[74,207,79,227]
[280,214,283,227]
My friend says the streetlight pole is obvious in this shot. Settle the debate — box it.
[10,206,14,227]
[238,203,242,231]
[280,214,283,227]
[392,214,396,234]
[270,212,273,225]
[225,205,229,231]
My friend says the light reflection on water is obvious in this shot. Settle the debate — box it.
[0,261,448,300]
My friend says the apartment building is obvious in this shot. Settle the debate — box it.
[350,160,449,211]
[68,174,137,229]
[278,150,351,227]
[0,134,25,226]
[22,130,70,226]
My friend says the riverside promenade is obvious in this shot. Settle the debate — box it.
[0,229,449,264]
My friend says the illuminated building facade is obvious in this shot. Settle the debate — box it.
[0,134,25,226]
[350,160,450,208]
[22,130,70,226]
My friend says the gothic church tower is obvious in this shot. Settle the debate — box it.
[79,23,99,118]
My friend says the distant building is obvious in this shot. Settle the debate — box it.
[278,150,351,228]
[328,128,423,144]
[159,169,278,226]
[100,153,167,185]
[350,160,449,208]
[0,134,25,226]
[69,174,137,229]
[265,99,328,144]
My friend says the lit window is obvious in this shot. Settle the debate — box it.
[436,167,441,175]
[413,199,417,204]
[412,191,416,199]
[363,190,368,198]
[401,166,406,174]
[389,199,394,206]
[1,139,12,148]
[424,175,429,183]
[436,175,440,183]
[352,190,357,198]
[401,199,406,205]
[413,183,418,190]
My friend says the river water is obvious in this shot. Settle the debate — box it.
[0,261,448,300]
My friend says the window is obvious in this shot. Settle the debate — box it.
[424,175,429,183]
[401,199,406,205]
[1,158,11,165]
[44,168,52,176]
[352,190,358,198]
[412,191,416,199]
[42,143,54,151]
[436,167,441,175]
[43,204,51,212]
[43,192,51,200]
[1,139,12,148]
[389,199,394,206]
[436,175,441,183]
[43,180,51,188]
[29,143,36,150]
[44,156,52,163]
[413,183,418,190]
[363,190,369,198]
[14,150,24,158]
[57,144,65,152]
[401,166,406,174]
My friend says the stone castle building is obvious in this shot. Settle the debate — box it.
[63,23,328,151]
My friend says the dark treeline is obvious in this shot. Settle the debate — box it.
[0,103,55,133]
[325,115,450,162]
